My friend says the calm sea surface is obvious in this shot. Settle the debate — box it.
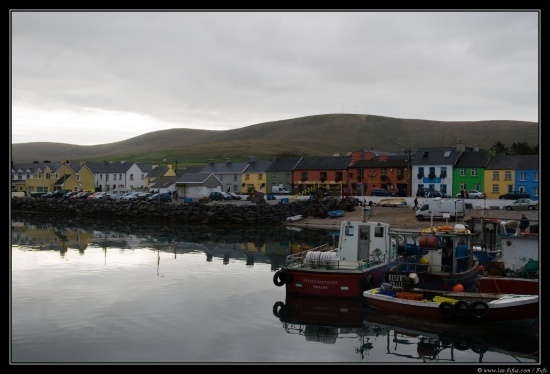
[11,214,540,365]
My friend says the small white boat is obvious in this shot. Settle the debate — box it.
[286,214,304,222]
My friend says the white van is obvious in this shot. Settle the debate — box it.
[272,184,290,194]
[415,198,465,221]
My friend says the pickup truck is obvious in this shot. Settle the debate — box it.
[456,190,486,199]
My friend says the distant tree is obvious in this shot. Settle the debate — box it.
[490,141,508,156]
[510,142,538,155]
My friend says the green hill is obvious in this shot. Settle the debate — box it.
[11,114,539,165]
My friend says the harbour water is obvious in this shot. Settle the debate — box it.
[11,214,540,365]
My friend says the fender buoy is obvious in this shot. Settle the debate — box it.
[438,301,454,319]
[272,301,285,318]
[273,269,292,287]
[470,300,490,319]
[453,300,470,318]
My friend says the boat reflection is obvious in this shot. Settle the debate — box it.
[272,294,539,363]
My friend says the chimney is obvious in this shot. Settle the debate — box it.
[225,157,231,164]
[455,141,466,152]
[379,154,388,162]
[473,144,479,152]
[365,151,373,161]
[208,158,214,165]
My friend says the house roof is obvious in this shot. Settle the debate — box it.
[243,160,272,173]
[454,150,490,168]
[265,157,302,172]
[412,147,462,165]
[200,162,249,174]
[486,155,539,170]
[294,156,352,170]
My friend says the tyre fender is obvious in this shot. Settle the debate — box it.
[273,269,292,287]
[453,300,470,318]
[438,301,454,319]
[470,300,490,319]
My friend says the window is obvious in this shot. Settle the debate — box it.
[504,171,512,181]
[219,175,224,181]
[271,173,276,179]
[460,183,467,191]
[492,171,499,180]
[460,168,466,177]
[440,184,447,194]
[113,174,117,180]
[335,171,343,182]
[440,167,447,178]
[245,174,250,180]
[100,174,103,180]
[381,169,387,177]
[301,172,308,181]
[471,169,477,176]
[130,174,134,181]
[533,186,539,196]
[320,172,327,181]
[46,173,50,179]
[429,167,435,175]
[141,174,145,180]
[286,172,291,180]
[397,168,403,178]
[519,172,526,181]
[534,172,538,181]
[258,174,263,180]
[492,184,499,194]
[233,174,238,181]
[119,174,123,180]
[418,167,424,176]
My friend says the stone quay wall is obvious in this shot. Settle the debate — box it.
[10,197,356,226]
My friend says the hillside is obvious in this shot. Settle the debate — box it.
[11,114,539,164]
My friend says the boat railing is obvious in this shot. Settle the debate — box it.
[285,244,331,267]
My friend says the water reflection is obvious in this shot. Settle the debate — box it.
[272,294,539,363]
[11,213,331,271]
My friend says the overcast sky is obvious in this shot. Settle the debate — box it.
[11,10,539,145]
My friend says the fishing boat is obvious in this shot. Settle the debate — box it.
[466,217,539,295]
[363,283,539,324]
[272,220,481,298]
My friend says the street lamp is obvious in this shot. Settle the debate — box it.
[405,148,412,197]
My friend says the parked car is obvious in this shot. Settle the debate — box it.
[370,188,390,196]
[134,192,153,200]
[415,188,441,198]
[499,191,530,200]
[209,191,232,201]
[456,190,486,199]
[146,192,172,202]
[120,192,140,201]
[226,192,242,200]
[62,191,79,199]
[504,198,539,211]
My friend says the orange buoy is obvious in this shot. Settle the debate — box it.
[452,283,464,292]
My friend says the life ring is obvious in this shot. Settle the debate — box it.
[470,300,490,319]
[273,269,292,287]
[453,300,470,318]
[438,301,454,319]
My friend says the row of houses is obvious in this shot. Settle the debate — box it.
[11,142,539,200]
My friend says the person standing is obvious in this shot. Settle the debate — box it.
[412,197,419,210]
[455,239,468,273]
[519,214,530,233]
